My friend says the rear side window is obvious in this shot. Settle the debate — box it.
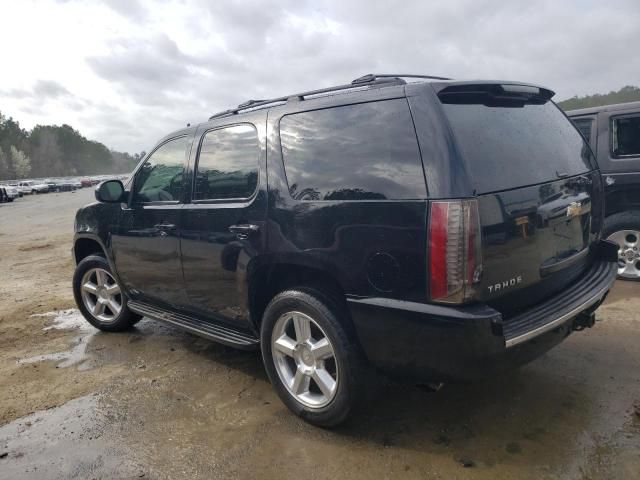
[611,114,640,157]
[441,101,594,194]
[194,124,259,200]
[279,99,426,200]
[572,118,593,144]
[133,136,187,203]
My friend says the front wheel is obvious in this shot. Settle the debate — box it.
[604,211,640,281]
[73,254,141,331]
[260,289,364,427]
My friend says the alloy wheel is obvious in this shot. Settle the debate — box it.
[80,267,123,323]
[608,229,640,279]
[271,311,339,409]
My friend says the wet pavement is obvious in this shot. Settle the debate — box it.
[1,189,639,479]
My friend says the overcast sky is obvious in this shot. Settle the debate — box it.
[0,0,638,153]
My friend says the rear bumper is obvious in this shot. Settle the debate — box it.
[347,259,617,382]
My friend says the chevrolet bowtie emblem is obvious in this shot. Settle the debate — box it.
[566,201,582,218]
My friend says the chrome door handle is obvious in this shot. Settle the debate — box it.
[229,224,260,239]
[154,223,176,236]
[154,223,176,229]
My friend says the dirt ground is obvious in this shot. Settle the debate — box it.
[0,189,639,480]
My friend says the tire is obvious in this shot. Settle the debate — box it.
[260,288,364,427]
[73,254,141,331]
[603,210,640,281]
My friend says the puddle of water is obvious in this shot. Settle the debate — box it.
[32,309,94,332]
[0,394,143,479]
[19,310,96,370]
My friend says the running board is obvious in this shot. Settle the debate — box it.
[128,301,259,350]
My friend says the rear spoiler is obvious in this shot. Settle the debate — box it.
[436,82,555,107]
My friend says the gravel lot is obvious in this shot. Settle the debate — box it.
[0,189,639,479]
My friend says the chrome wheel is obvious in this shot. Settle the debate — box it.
[608,230,640,279]
[80,267,122,323]
[271,311,338,409]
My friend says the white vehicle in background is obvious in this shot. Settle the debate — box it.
[3,185,21,201]
[10,183,31,195]
[18,180,49,194]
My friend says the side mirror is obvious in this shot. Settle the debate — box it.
[95,180,126,203]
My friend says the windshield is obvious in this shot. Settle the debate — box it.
[441,100,595,194]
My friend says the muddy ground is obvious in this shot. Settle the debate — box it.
[0,189,639,480]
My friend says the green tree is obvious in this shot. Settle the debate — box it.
[558,85,640,111]
[30,127,64,177]
[1,109,140,179]
[0,146,9,179]
[10,146,31,178]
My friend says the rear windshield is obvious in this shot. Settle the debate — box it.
[441,101,594,194]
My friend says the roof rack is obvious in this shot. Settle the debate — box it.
[208,73,451,120]
[352,73,452,84]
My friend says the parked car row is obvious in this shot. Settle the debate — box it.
[1,175,117,201]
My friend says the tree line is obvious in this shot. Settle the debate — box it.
[0,110,144,181]
[557,85,640,111]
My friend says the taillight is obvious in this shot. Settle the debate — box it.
[428,199,482,304]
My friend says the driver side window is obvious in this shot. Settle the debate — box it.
[133,136,187,203]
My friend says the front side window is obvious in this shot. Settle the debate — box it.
[612,114,640,157]
[133,136,187,202]
[194,124,259,200]
[572,118,593,144]
[279,99,426,201]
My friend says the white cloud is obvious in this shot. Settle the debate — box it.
[0,0,638,153]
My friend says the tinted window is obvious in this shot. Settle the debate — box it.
[279,99,426,200]
[612,115,640,157]
[194,124,259,200]
[572,118,593,144]
[441,102,594,194]
[133,136,187,202]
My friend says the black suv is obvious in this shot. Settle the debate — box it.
[567,101,640,281]
[73,74,618,426]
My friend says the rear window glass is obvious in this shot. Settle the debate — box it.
[441,101,594,194]
[279,99,426,200]
[612,114,640,157]
[572,118,593,144]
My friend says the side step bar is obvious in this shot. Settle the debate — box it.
[128,301,259,350]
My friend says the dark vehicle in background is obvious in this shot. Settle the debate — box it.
[44,180,57,191]
[72,74,617,426]
[45,179,76,192]
[0,186,8,203]
[81,178,93,188]
[568,101,640,281]
[61,179,78,191]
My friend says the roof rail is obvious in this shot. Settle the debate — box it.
[208,76,405,121]
[352,73,452,84]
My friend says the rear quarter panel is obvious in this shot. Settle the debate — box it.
[265,97,428,301]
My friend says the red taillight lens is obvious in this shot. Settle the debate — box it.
[428,200,482,304]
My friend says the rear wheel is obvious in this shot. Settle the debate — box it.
[604,211,640,281]
[260,289,364,427]
[73,254,141,331]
